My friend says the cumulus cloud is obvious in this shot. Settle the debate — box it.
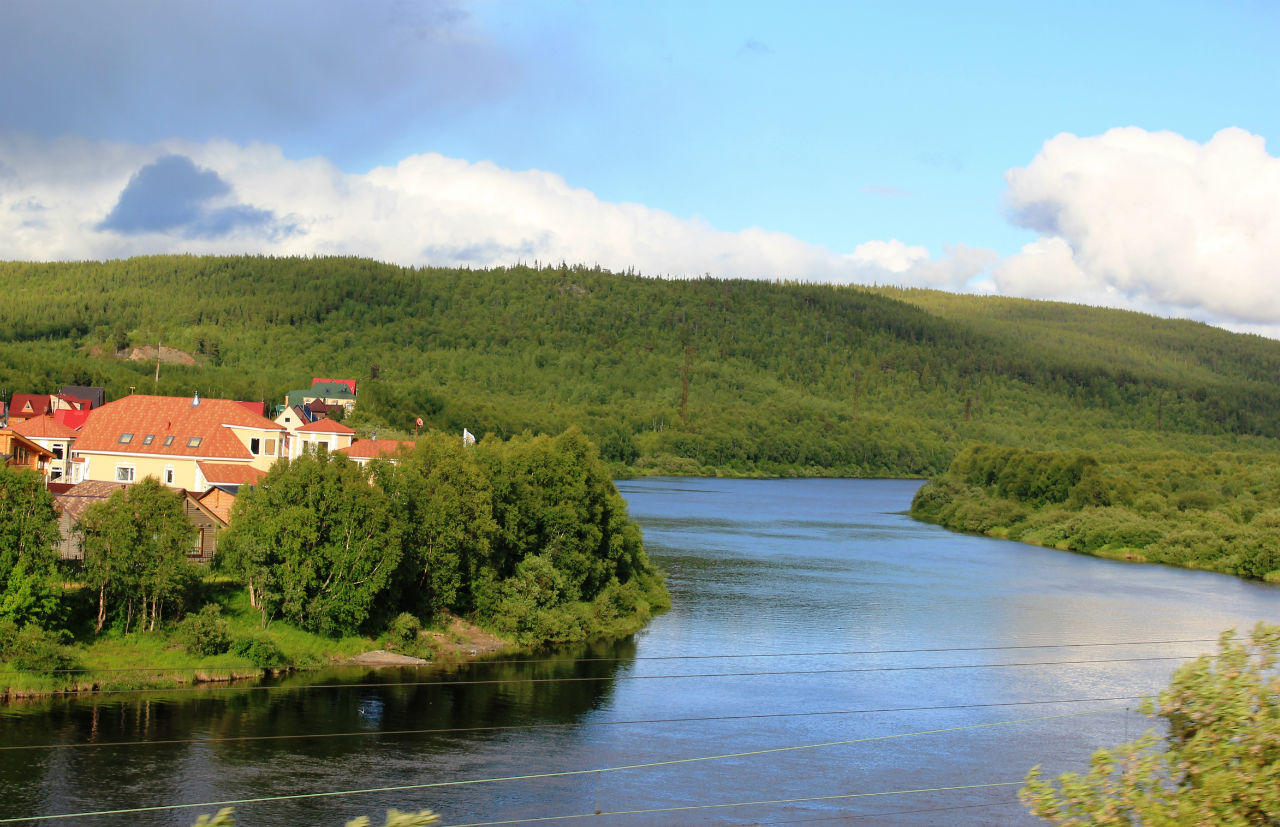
[994,127,1280,325]
[0,134,990,289]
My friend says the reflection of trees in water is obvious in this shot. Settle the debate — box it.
[0,637,637,820]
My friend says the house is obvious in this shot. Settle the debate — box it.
[183,492,229,564]
[60,385,105,410]
[0,428,55,475]
[232,400,266,417]
[72,393,285,493]
[8,394,53,422]
[53,408,92,429]
[10,415,82,483]
[51,481,128,560]
[52,480,228,564]
[284,379,357,414]
[313,377,357,395]
[286,418,356,459]
[197,486,239,524]
[8,392,91,423]
[337,438,416,467]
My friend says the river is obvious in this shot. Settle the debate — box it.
[2,478,1278,825]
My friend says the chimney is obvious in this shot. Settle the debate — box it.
[192,391,200,407]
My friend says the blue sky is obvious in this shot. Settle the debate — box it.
[2,1,1279,333]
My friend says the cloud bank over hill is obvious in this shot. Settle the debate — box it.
[0,134,992,288]
[993,127,1280,329]
[2,126,1278,336]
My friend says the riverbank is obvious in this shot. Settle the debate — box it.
[910,446,1280,584]
[0,605,520,702]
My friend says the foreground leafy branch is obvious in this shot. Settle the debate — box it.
[1021,623,1280,824]
[193,807,440,826]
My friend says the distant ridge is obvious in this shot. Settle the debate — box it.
[2,255,1278,476]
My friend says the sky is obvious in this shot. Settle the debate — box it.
[2,1,1279,335]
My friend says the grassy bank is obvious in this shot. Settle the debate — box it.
[0,585,494,700]
[2,568,669,701]
[911,445,1280,582]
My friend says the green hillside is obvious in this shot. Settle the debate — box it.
[4,255,1279,476]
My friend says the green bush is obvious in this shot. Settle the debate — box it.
[177,604,232,656]
[2,623,80,673]
[232,634,290,669]
[385,612,422,652]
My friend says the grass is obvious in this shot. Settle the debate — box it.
[1,581,378,699]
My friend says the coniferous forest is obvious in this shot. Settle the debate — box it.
[3,254,1280,597]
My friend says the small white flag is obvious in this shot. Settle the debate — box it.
[462,428,476,446]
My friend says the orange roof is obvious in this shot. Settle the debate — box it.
[75,395,284,461]
[197,462,267,486]
[10,414,79,440]
[338,439,415,459]
[295,418,355,435]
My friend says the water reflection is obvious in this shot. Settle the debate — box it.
[3,478,1278,825]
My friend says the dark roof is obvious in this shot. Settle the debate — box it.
[53,481,129,521]
[61,386,105,408]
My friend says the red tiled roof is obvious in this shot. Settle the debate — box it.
[338,439,415,459]
[75,395,284,461]
[295,418,355,434]
[10,393,51,417]
[53,409,91,429]
[233,400,265,416]
[197,462,267,485]
[10,414,79,440]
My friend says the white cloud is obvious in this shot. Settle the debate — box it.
[0,134,991,290]
[995,126,1280,326]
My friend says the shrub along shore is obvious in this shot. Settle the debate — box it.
[1,428,669,700]
[911,445,1280,582]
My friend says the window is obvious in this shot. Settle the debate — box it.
[317,441,329,452]
[189,529,204,558]
[118,433,133,444]
[163,435,176,446]
[143,434,155,446]
[187,437,203,449]
[250,437,261,455]
[52,445,64,460]
[265,439,276,456]
[164,468,175,485]
[115,465,135,482]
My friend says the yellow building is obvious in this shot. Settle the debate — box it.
[287,418,356,459]
[73,394,285,493]
[10,414,82,483]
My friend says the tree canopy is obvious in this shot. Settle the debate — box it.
[1022,623,1280,825]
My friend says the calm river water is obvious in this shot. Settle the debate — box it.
[3,478,1279,826]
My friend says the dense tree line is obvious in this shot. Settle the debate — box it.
[4,256,1280,477]
[0,429,666,684]
[214,428,665,644]
[912,445,1280,581]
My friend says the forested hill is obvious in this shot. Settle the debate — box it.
[4,255,1280,476]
